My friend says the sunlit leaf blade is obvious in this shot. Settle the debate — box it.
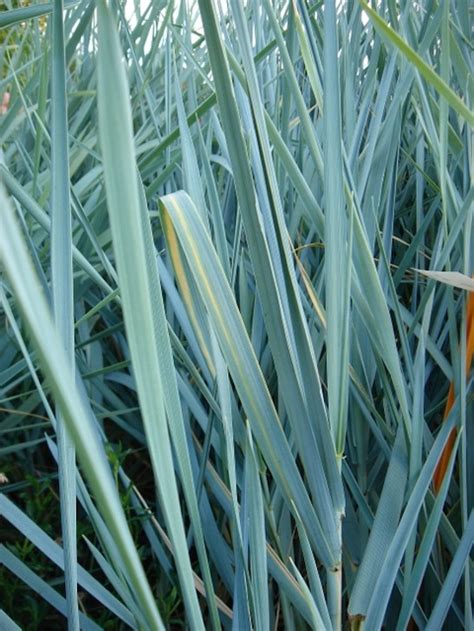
[96,1,205,626]
[416,270,474,292]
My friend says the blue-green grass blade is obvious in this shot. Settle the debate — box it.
[245,424,270,630]
[96,1,205,626]
[50,0,77,625]
[0,609,22,631]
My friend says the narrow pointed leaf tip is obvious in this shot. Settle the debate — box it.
[415,270,474,292]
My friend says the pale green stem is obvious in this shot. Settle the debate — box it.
[327,512,343,631]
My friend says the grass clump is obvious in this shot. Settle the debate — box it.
[0,0,472,629]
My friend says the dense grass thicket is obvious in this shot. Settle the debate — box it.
[0,0,473,628]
